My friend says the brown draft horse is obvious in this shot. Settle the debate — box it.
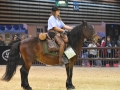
[2,20,100,90]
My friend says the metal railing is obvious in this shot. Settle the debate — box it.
[77,47,120,67]
[32,47,120,67]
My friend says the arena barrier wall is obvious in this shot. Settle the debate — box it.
[0,46,120,67]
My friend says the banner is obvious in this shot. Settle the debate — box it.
[73,2,79,11]
[0,46,23,65]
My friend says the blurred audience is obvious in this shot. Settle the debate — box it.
[88,41,97,66]
[117,35,120,47]
[100,37,106,66]
[100,37,106,57]
[96,40,102,67]
[28,35,32,38]
[8,35,20,46]
[0,36,6,46]
[21,35,26,41]
[106,36,113,58]
[82,38,90,66]
[106,36,114,66]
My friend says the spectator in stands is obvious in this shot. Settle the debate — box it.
[106,36,113,57]
[88,41,97,66]
[82,38,90,66]
[0,36,6,46]
[106,36,113,66]
[21,35,26,41]
[13,34,21,41]
[28,35,32,38]
[115,35,120,63]
[8,35,20,46]
[117,35,120,47]
[100,37,106,66]
[116,33,120,65]
[112,38,117,58]
[96,40,102,67]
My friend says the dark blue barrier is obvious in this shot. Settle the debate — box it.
[0,25,5,31]
[0,24,28,34]
[0,46,23,65]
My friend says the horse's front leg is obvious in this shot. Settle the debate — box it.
[65,63,75,90]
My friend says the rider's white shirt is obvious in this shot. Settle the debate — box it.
[47,15,65,31]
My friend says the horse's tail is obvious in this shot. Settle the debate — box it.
[2,41,21,81]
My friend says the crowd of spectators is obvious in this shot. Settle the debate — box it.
[0,36,6,46]
[0,34,32,46]
[82,35,120,67]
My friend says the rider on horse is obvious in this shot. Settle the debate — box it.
[47,6,73,65]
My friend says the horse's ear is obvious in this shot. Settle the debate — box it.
[82,20,87,25]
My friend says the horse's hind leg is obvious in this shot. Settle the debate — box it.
[20,56,34,90]
[20,65,31,90]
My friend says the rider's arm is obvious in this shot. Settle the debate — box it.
[60,20,73,31]
[63,25,73,30]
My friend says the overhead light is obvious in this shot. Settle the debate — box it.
[58,1,66,4]
[55,0,68,7]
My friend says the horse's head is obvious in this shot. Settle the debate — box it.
[82,20,100,43]
[68,21,100,51]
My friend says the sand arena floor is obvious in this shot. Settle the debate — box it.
[0,65,120,90]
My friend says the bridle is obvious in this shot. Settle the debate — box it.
[90,33,98,43]
[84,25,98,43]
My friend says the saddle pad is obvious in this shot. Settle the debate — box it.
[43,40,58,56]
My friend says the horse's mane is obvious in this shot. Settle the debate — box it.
[68,24,83,51]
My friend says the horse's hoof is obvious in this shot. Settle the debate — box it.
[21,84,32,90]
[67,88,75,90]
[67,85,75,90]
[23,87,32,90]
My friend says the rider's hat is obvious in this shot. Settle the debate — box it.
[52,6,60,11]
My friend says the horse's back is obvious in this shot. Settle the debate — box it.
[21,37,39,45]
[20,37,41,56]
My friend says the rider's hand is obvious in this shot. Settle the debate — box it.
[63,30,69,35]
[62,30,65,33]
